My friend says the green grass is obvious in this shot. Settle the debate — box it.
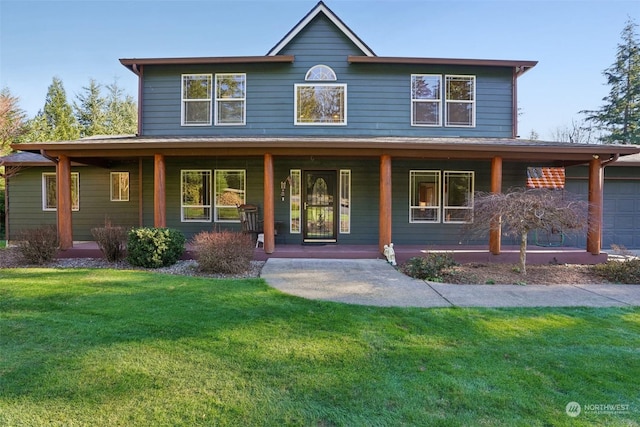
[0,269,638,426]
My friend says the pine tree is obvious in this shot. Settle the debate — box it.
[583,18,640,144]
[104,81,137,135]
[74,79,107,137]
[43,77,80,141]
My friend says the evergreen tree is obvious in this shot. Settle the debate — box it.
[0,87,27,153]
[43,77,80,141]
[583,18,640,144]
[74,79,107,137]
[104,81,137,135]
[19,111,52,143]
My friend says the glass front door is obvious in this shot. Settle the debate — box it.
[303,170,337,242]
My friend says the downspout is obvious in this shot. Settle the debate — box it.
[132,63,143,136]
[601,153,619,167]
[512,68,518,138]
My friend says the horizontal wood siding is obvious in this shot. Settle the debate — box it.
[142,14,515,139]
[7,164,139,241]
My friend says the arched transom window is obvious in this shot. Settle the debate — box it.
[305,65,337,81]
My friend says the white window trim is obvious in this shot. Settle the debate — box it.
[181,74,212,127]
[110,172,130,202]
[444,75,476,128]
[181,170,212,223]
[42,172,79,212]
[214,169,246,223]
[214,73,246,126]
[409,170,441,224]
[443,170,474,224]
[411,74,442,127]
[294,83,347,126]
[339,169,351,234]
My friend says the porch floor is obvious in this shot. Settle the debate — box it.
[58,242,608,265]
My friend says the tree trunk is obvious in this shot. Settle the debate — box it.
[520,231,528,275]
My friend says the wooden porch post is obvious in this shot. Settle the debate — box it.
[57,154,73,250]
[154,154,166,228]
[263,153,275,254]
[587,157,603,255]
[489,156,502,255]
[379,154,392,253]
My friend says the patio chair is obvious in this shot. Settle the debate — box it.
[237,204,264,247]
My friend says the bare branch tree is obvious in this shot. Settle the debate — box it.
[464,188,590,274]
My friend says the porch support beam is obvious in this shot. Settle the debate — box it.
[489,156,502,255]
[587,157,603,255]
[379,154,392,253]
[263,153,275,254]
[153,154,166,228]
[57,154,73,250]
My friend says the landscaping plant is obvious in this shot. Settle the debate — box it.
[91,220,127,262]
[191,230,254,274]
[401,252,457,281]
[126,227,185,268]
[15,225,58,264]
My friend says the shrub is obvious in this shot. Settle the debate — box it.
[91,221,127,262]
[126,227,185,268]
[191,230,254,274]
[593,259,640,284]
[15,225,58,265]
[400,252,457,281]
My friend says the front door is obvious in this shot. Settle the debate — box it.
[303,170,337,242]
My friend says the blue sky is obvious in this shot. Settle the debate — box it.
[1,0,638,139]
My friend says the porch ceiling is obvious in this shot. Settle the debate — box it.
[11,136,640,163]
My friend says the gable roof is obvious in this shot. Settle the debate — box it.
[267,1,375,57]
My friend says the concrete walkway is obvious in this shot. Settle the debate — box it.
[261,258,640,308]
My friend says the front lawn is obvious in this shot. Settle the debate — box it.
[0,269,638,426]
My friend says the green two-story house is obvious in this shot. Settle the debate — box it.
[6,1,640,255]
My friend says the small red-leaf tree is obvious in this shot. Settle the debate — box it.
[463,188,590,275]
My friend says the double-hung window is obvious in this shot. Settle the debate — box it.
[443,171,474,223]
[181,170,211,222]
[214,170,245,222]
[409,171,441,223]
[110,172,129,202]
[295,65,346,125]
[445,75,475,127]
[409,170,474,223]
[182,74,212,126]
[215,73,246,125]
[411,75,441,126]
[42,172,79,211]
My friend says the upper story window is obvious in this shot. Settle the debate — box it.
[305,65,337,81]
[182,74,212,126]
[411,75,441,126]
[295,65,346,125]
[411,74,476,128]
[215,73,246,125]
[445,75,475,127]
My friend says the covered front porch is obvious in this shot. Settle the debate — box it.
[12,135,640,258]
[58,242,608,265]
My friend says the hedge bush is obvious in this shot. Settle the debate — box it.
[91,222,127,262]
[400,252,457,281]
[16,225,58,265]
[126,227,185,268]
[593,259,640,284]
[191,230,254,274]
